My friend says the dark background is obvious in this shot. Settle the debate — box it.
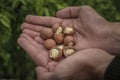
[0,0,120,80]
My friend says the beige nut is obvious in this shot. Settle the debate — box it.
[40,28,53,39]
[44,39,56,50]
[63,46,75,57]
[52,24,63,34]
[54,33,64,44]
[64,35,75,46]
[63,27,75,35]
[49,48,63,60]
[57,45,64,50]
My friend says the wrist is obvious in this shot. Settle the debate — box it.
[99,22,120,55]
[111,22,120,35]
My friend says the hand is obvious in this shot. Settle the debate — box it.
[17,5,117,80]
[18,33,49,67]
[17,35,114,80]
[21,5,120,55]
[35,49,114,80]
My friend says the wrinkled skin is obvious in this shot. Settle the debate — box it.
[35,49,114,80]
[18,6,119,80]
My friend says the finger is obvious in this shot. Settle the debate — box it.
[20,33,42,47]
[25,15,63,27]
[22,29,40,38]
[56,5,105,20]
[47,61,58,72]
[34,37,44,44]
[56,6,81,18]
[18,35,48,67]
[21,22,44,32]
[36,67,53,80]
[20,33,48,57]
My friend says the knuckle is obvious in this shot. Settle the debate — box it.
[35,67,39,72]
[23,29,28,33]
[25,15,31,20]
[17,38,21,44]
[21,23,27,29]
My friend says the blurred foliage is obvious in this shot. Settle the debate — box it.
[0,0,120,79]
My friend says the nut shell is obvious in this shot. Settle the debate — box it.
[49,48,63,60]
[54,33,64,44]
[63,27,75,35]
[63,46,75,57]
[52,24,59,32]
[40,28,53,39]
[52,24,63,33]
[44,39,56,50]
[64,35,75,46]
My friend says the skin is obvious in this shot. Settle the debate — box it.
[35,49,114,80]
[21,6,120,55]
[18,34,114,80]
[18,6,120,80]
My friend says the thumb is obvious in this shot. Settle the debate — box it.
[36,67,53,80]
[56,7,80,18]
[56,6,105,21]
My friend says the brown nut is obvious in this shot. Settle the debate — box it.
[44,39,56,50]
[49,48,63,60]
[57,45,64,50]
[64,35,75,46]
[40,28,53,39]
[52,24,63,34]
[63,27,75,35]
[54,33,64,44]
[63,46,75,57]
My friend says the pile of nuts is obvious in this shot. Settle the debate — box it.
[40,24,75,60]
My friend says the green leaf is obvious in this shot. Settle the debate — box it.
[12,0,21,9]
[44,7,50,16]
[21,0,27,5]
[35,0,44,15]
[0,14,11,28]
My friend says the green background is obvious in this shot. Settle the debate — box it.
[0,0,120,80]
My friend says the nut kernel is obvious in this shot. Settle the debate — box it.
[57,45,64,50]
[63,47,75,57]
[49,48,62,60]
[56,27,63,34]
[63,27,74,35]
[52,24,63,34]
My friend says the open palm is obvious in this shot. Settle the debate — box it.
[18,6,116,80]
[20,6,116,54]
[18,34,114,80]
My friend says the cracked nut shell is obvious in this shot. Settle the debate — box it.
[63,46,75,57]
[52,24,63,33]
[49,48,63,60]
[63,27,75,35]
[64,35,75,46]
